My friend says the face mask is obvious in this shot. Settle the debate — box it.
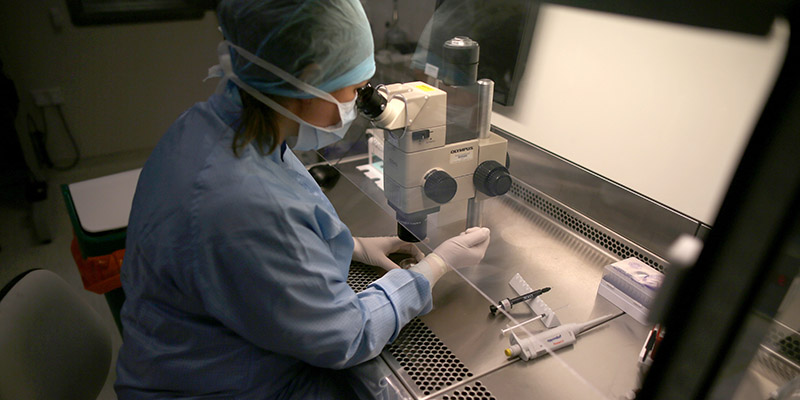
[207,40,358,150]
[291,97,357,150]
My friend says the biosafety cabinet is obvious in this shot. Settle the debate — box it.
[313,1,800,399]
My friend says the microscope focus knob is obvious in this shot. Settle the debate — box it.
[424,170,457,204]
[474,160,511,197]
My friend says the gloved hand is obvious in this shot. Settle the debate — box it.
[409,227,491,287]
[352,236,425,272]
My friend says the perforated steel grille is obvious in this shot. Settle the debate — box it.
[509,181,665,272]
[347,262,382,292]
[387,318,480,397]
[441,382,496,400]
[756,322,800,383]
[347,263,496,399]
[777,334,800,363]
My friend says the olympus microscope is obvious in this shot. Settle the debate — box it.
[356,37,511,242]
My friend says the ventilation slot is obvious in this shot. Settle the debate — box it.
[388,318,481,396]
[441,382,497,400]
[347,262,382,292]
[755,322,800,384]
[348,263,496,399]
[509,181,665,272]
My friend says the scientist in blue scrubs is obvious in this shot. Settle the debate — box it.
[115,0,491,398]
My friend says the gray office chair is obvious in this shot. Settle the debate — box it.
[0,269,112,400]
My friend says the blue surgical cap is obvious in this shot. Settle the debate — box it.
[217,0,375,99]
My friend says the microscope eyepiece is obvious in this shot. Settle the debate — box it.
[356,83,387,119]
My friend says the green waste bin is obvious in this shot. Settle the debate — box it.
[61,168,141,334]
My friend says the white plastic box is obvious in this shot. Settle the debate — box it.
[597,257,664,324]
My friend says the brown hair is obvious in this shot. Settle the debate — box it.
[232,90,281,157]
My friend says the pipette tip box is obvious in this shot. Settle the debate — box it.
[597,257,664,324]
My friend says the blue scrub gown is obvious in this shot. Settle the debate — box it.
[115,91,433,399]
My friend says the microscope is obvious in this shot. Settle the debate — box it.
[356,37,511,242]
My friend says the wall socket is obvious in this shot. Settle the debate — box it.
[31,87,64,106]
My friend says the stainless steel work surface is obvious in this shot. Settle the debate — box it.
[417,193,650,399]
[326,157,652,399]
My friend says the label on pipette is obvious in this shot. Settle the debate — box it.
[505,314,616,361]
[507,325,579,361]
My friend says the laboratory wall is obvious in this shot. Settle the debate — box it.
[0,0,433,170]
[491,4,789,224]
[0,1,222,166]
[362,0,433,51]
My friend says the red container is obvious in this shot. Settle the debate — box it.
[70,236,124,294]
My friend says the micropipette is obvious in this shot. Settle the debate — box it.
[490,287,551,315]
[504,313,617,361]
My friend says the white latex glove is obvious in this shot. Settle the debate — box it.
[352,236,425,271]
[409,227,491,287]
